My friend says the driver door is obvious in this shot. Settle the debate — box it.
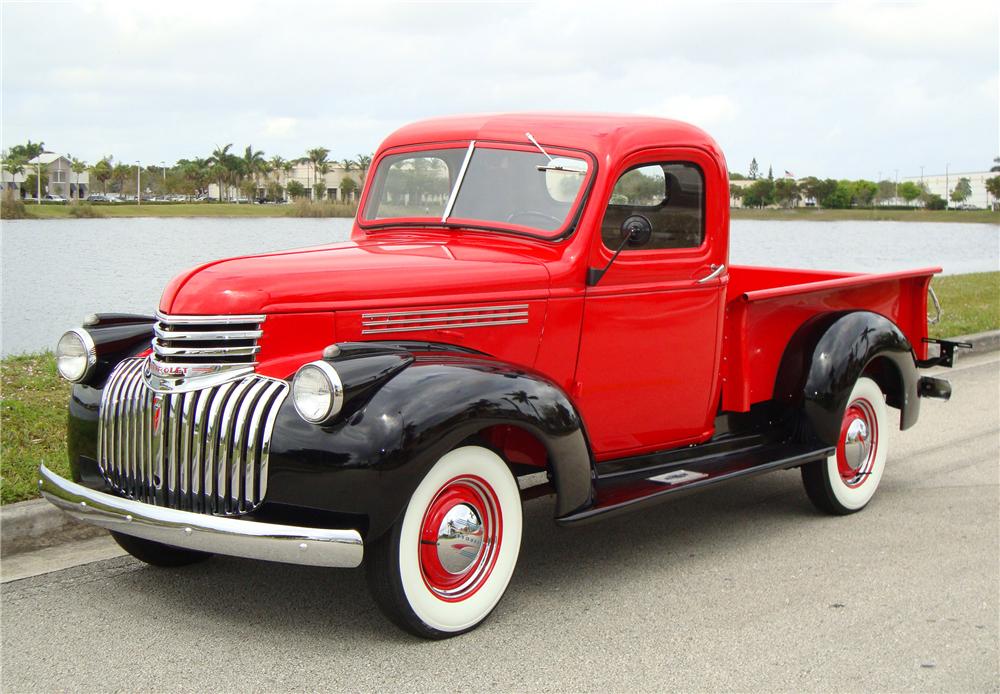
[574,147,728,461]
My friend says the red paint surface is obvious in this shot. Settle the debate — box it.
[154,113,937,460]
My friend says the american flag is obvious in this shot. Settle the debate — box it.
[784,170,795,178]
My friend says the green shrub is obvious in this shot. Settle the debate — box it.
[66,202,106,218]
[288,200,357,218]
[0,190,31,219]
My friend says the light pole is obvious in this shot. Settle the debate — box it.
[35,160,41,204]
[945,163,949,210]
[136,161,141,206]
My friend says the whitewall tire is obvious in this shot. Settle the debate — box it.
[366,445,523,638]
[802,376,889,515]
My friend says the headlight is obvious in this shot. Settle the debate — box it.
[55,329,97,382]
[292,361,344,424]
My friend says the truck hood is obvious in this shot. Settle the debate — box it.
[159,239,552,315]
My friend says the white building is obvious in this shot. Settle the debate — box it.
[208,161,364,202]
[11,153,90,199]
[898,170,997,209]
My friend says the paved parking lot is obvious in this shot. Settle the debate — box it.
[2,353,997,692]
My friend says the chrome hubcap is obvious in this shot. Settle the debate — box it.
[843,418,870,471]
[436,503,485,574]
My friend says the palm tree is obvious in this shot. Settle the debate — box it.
[355,153,373,184]
[269,155,286,187]
[242,145,265,201]
[2,154,26,198]
[91,157,113,194]
[209,144,233,201]
[281,160,294,201]
[111,162,131,197]
[306,147,329,200]
[341,158,356,173]
[316,161,331,200]
[70,158,87,200]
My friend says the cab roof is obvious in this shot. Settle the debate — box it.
[379,112,724,164]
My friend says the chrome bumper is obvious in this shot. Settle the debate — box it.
[38,464,363,568]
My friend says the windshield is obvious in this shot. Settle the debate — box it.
[362,143,591,235]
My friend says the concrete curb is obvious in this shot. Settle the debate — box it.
[1,497,106,558]
[2,328,998,559]
[949,329,1000,362]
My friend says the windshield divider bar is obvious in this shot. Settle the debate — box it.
[441,140,476,223]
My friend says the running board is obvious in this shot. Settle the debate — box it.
[556,443,833,525]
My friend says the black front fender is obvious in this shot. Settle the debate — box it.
[265,355,594,540]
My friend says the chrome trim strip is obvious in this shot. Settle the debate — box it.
[362,317,529,334]
[441,140,476,222]
[39,464,363,568]
[361,304,528,319]
[363,311,528,326]
[152,344,261,358]
[154,326,263,341]
[155,311,266,324]
[144,363,257,394]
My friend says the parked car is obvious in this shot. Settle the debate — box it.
[86,194,110,203]
[41,114,962,639]
[43,194,67,203]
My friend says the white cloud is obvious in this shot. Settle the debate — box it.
[1,0,996,178]
[262,117,298,138]
[638,95,739,126]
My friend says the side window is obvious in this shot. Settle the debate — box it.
[601,162,704,250]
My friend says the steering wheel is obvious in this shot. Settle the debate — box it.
[505,210,562,227]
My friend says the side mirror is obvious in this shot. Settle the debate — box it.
[587,215,654,287]
[621,215,652,247]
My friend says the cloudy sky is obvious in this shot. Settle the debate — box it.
[2,1,997,179]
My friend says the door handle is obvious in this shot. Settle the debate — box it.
[696,263,726,283]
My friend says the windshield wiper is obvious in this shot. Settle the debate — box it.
[527,132,585,173]
[441,140,476,223]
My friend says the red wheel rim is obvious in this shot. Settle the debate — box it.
[418,474,503,602]
[836,398,878,488]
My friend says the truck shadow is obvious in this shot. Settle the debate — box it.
[105,468,822,644]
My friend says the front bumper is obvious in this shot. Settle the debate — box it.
[38,464,364,568]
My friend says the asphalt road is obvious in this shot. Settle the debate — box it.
[3,353,997,692]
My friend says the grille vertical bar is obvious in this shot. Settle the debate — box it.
[98,358,288,516]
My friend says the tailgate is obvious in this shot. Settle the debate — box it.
[721,265,939,412]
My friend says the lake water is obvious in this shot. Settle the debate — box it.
[2,218,997,356]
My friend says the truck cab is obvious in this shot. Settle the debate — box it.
[42,113,959,639]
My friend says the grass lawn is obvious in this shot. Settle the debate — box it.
[732,207,1000,224]
[10,201,357,219]
[1,353,71,505]
[1,271,997,505]
[928,272,1000,338]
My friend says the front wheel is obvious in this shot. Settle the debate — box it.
[366,446,523,639]
[801,376,889,515]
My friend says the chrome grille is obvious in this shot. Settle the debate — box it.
[149,312,264,388]
[98,358,288,515]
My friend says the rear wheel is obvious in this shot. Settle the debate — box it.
[111,532,212,567]
[802,376,889,515]
[366,445,523,639]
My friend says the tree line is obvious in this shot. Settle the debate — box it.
[1,139,374,202]
[732,157,999,210]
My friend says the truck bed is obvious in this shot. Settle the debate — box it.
[721,265,939,412]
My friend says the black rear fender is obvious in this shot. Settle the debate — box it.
[775,311,919,447]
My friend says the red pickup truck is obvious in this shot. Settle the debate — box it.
[42,113,961,639]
